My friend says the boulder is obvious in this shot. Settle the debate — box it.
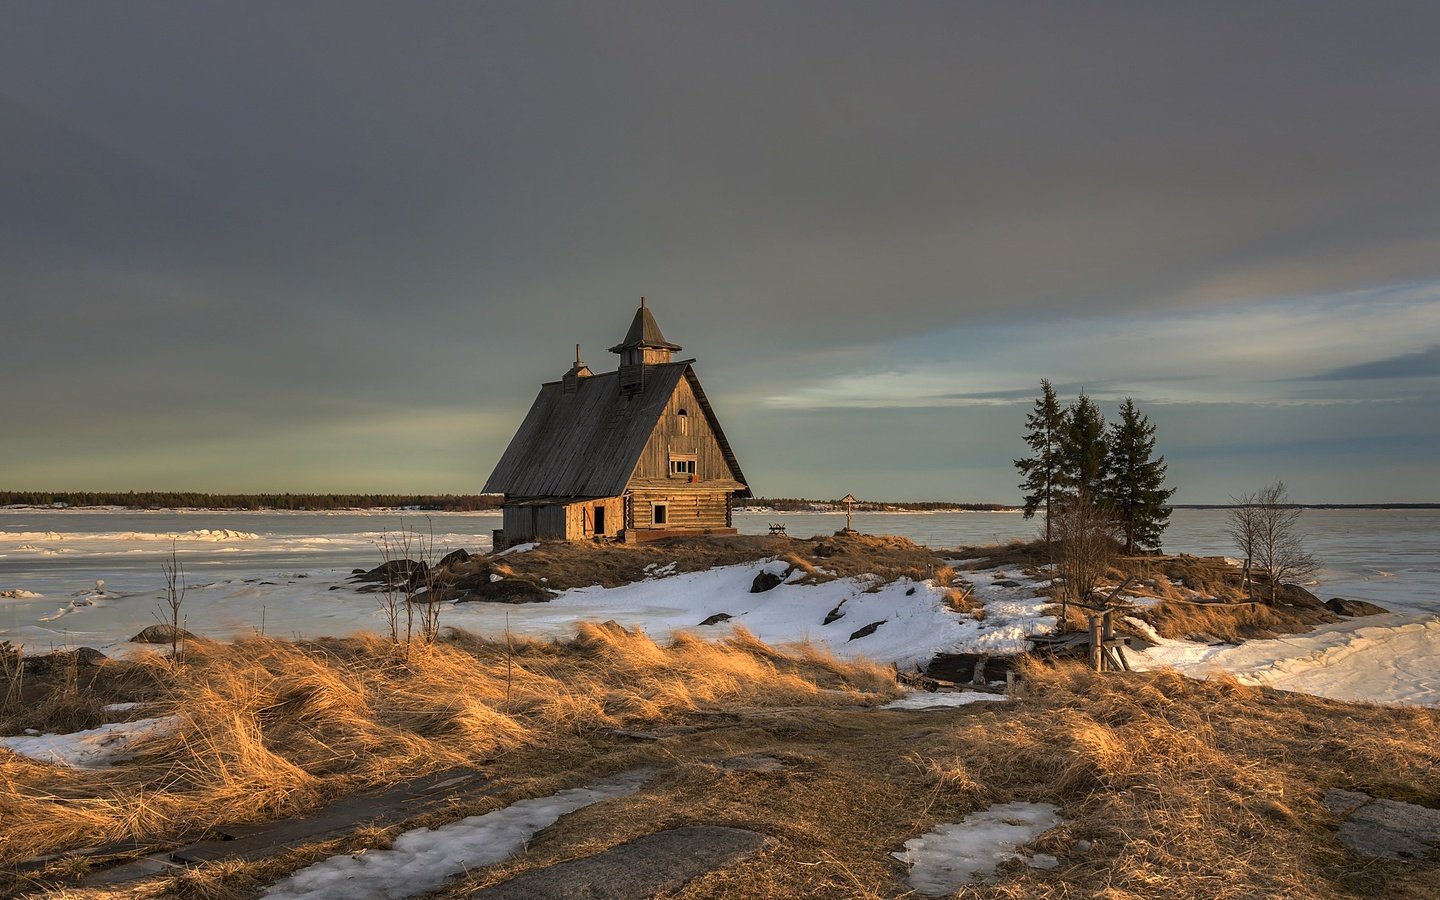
[698,613,733,626]
[750,571,784,593]
[437,548,471,569]
[453,578,553,604]
[352,558,429,591]
[1261,581,1327,610]
[848,620,885,641]
[19,646,108,677]
[1326,597,1390,617]
[823,602,846,625]
[131,624,197,644]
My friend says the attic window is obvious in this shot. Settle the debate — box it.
[669,455,697,477]
[676,408,688,434]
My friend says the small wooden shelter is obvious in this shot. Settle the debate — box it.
[484,301,750,546]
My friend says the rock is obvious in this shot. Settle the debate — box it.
[906,586,916,596]
[994,579,1022,588]
[1326,597,1390,617]
[590,620,636,638]
[351,558,429,590]
[1324,789,1440,860]
[18,647,108,677]
[437,548,472,569]
[698,613,733,626]
[848,620,885,641]
[351,568,366,575]
[470,826,769,899]
[750,571,784,593]
[823,602,846,625]
[453,578,553,604]
[811,542,838,558]
[1268,581,1326,609]
[131,624,197,644]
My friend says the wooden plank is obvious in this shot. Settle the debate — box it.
[82,770,496,886]
[470,826,768,899]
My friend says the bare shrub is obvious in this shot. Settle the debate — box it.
[1229,481,1319,604]
[1049,499,1122,622]
[159,542,188,662]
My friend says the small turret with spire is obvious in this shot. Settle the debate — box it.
[561,343,593,394]
[611,297,681,394]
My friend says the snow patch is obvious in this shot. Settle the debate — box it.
[882,691,1011,710]
[895,801,1063,894]
[497,542,536,557]
[1133,614,1440,706]
[0,589,43,600]
[1122,615,1164,644]
[264,769,652,899]
[0,716,177,767]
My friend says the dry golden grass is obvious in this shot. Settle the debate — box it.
[0,626,896,874]
[21,653,1440,899]
[430,661,1439,899]
[956,661,1440,899]
[954,538,1050,570]
[1132,597,1291,642]
[466,532,948,594]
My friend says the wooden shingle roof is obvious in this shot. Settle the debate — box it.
[483,362,747,499]
[608,305,682,353]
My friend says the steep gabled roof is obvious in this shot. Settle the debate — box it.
[483,362,746,498]
[608,305,682,353]
[683,367,748,494]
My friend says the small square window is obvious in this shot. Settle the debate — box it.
[669,457,696,476]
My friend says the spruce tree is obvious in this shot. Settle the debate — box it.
[1102,397,1176,553]
[1014,379,1067,542]
[1058,392,1108,505]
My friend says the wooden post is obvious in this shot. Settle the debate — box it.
[1088,614,1103,672]
[971,653,990,686]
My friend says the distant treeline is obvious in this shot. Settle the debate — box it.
[1173,503,1440,510]
[0,491,505,511]
[747,497,1013,512]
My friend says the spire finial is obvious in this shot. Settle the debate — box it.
[575,343,582,365]
[640,296,646,308]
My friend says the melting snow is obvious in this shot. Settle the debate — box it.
[895,801,1063,894]
[881,691,1011,710]
[264,769,652,899]
[1132,614,1440,706]
[497,542,536,556]
[0,716,177,767]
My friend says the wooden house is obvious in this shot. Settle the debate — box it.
[484,302,750,546]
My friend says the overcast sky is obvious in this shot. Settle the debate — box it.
[3,2,1439,503]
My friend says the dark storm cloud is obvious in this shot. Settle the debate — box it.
[3,1,1440,497]
[1303,345,1440,381]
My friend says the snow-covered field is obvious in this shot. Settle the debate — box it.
[3,508,1438,708]
[0,554,1055,673]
